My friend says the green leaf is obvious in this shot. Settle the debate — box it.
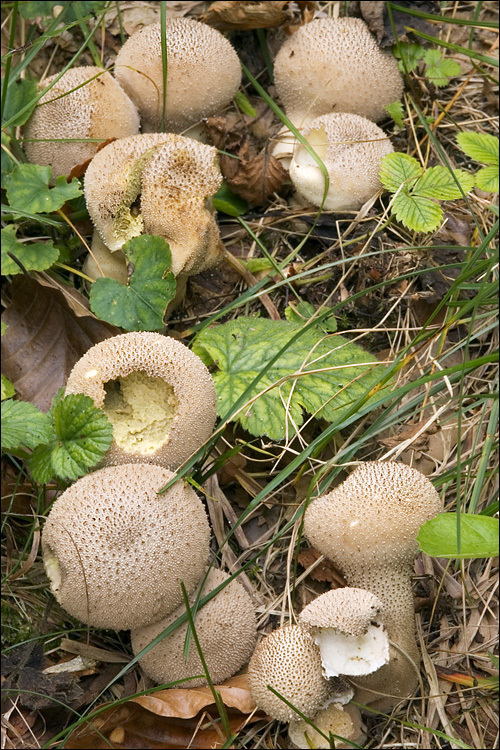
[2,79,38,128]
[19,1,106,20]
[234,92,257,118]
[385,101,405,128]
[1,375,16,401]
[89,235,176,331]
[393,42,425,73]
[1,225,59,275]
[1,133,17,176]
[424,49,462,87]
[379,153,422,193]
[1,399,53,451]
[192,317,385,440]
[413,166,474,199]
[29,394,113,483]
[475,165,499,193]
[391,191,443,232]
[418,513,499,559]
[4,164,82,214]
[212,182,248,216]
[243,257,274,274]
[285,302,337,333]
[456,132,499,166]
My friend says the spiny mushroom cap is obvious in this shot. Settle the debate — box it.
[248,625,351,723]
[289,112,393,210]
[23,67,139,178]
[131,569,257,687]
[41,463,210,630]
[64,332,217,470]
[84,133,224,276]
[288,703,366,750]
[304,461,442,573]
[298,588,389,677]
[274,17,403,124]
[114,19,241,132]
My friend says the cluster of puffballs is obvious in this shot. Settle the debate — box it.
[22,14,404,305]
[41,332,443,748]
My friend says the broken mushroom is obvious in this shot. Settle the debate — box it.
[303,461,443,709]
[41,463,210,630]
[288,702,366,750]
[131,569,257,687]
[23,66,140,178]
[114,18,241,133]
[64,332,217,470]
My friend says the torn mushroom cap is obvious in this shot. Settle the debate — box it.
[114,18,241,132]
[131,569,257,688]
[41,463,210,630]
[289,112,393,211]
[298,588,389,678]
[288,703,366,750]
[64,332,217,470]
[23,66,139,178]
[248,624,353,723]
[274,17,403,126]
[83,133,224,277]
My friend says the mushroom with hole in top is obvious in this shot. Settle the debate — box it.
[114,18,241,134]
[23,67,139,178]
[64,332,217,470]
[41,463,211,631]
[131,569,257,687]
[303,461,443,710]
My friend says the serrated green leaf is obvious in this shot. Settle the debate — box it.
[234,92,257,118]
[1,375,16,401]
[192,317,385,440]
[29,393,112,483]
[413,166,474,199]
[393,42,425,73]
[212,182,248,216]
[456,132,499,166]
[475,165,499,193]
[1,399,53,451]
[89,235,176,331]
[418,513,499,559]
[2,79,38,128]
[385,101,405,128]
[379,153,422,193]
[391,191,443,232]
[4,164,81,214]
[1,225,59,275]
[424,49,462,87]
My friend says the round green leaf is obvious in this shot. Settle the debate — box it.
[418,513,499,559]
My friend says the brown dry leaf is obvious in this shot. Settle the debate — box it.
[1,275,119,411]
[357,0,441,47]
[297,548,345,585]
[201,1,291,30]
[69,137,116,180]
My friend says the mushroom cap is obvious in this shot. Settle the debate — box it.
[114,19,241,132]
[84,133,224,275]
[274,17,403,124]
[23,67,139,178]
[248,625,351,723]
[41,463,210,630]
[288,112,393,210]
[298,588,389,677]
[288,703,366,750]
[304,461,443,573]
[64,332,217,470]
[131,569,257,687]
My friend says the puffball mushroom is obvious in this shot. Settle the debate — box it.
[248,625,353,723]
[83,132,224,279]
[41,463,210,630]
[274,17,403,127]
[288,703,366,750]
[23,67,139,178]
[289,112,393,211]
[131,569,257,687]
[64,332,217,470]
[303,461,443,710]
[114,18,241,133]
[298,588,389,679]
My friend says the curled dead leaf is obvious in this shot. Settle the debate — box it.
[297,548,346,586]
[201,1,292,30]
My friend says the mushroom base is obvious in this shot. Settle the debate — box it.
[103,371,178,455]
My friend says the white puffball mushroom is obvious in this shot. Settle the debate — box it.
[289,112,394,211]
[131,569,257,687]
[64,332,217,470]
[41,464,211,630]
[114,18,241,133]
[288,703,366,750]
[298,588,389,678]
[23,67,139,178]
[274,17,403,126]
[83,133,224,278]
[304,461,443,710]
